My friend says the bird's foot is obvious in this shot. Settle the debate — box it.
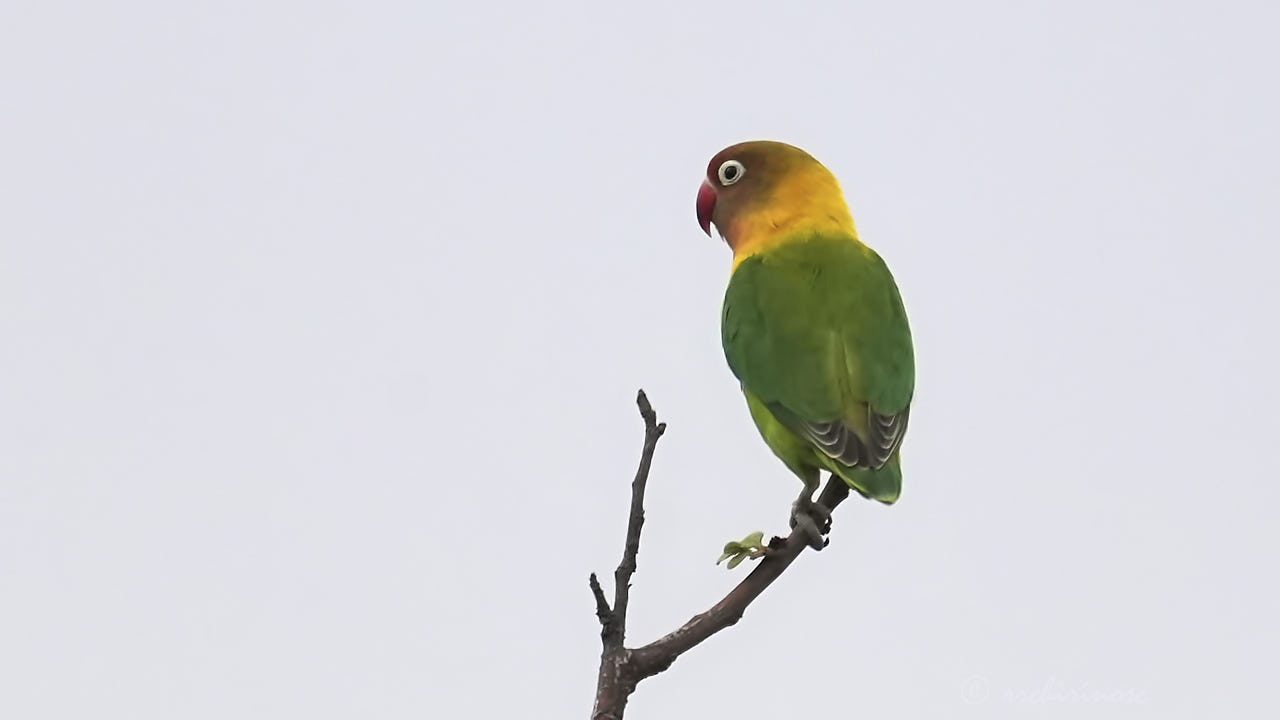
[717,490,833,568]
[790,492,832,551]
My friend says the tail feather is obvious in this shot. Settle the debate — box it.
[826,453,901,504]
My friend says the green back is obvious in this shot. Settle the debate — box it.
[722,233,914,425]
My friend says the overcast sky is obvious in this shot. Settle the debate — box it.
[3,1,1278,718]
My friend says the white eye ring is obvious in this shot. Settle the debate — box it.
[718,159,745,186]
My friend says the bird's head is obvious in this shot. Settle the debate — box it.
[696,140,856,260]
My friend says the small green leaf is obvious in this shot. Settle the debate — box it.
[716,551,735,565]
[727,554,746,569]
[740,531,764,548]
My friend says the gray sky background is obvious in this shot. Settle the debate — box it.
[3,1,1278,718]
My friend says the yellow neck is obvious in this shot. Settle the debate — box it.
[728,170,859,270]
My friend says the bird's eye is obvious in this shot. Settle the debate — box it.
[718,160,745,186]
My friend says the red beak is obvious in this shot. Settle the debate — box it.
[696,181,717,236]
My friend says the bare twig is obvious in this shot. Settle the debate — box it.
[611,390,663,644]
[590,390,665,719]
[589,391,851,719]
[588,573,613,636]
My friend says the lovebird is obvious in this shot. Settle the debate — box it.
[697,141,914,557]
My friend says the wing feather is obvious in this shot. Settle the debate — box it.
[793,405,910,470]
[722,235,914,472]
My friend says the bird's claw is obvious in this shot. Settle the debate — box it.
[718,491,833,568]
[791,494,832,550]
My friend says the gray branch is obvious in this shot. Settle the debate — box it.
[589,390,849,719]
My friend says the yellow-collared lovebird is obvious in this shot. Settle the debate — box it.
[697,141,914,551]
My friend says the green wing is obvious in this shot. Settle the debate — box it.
[722,233,914,501]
